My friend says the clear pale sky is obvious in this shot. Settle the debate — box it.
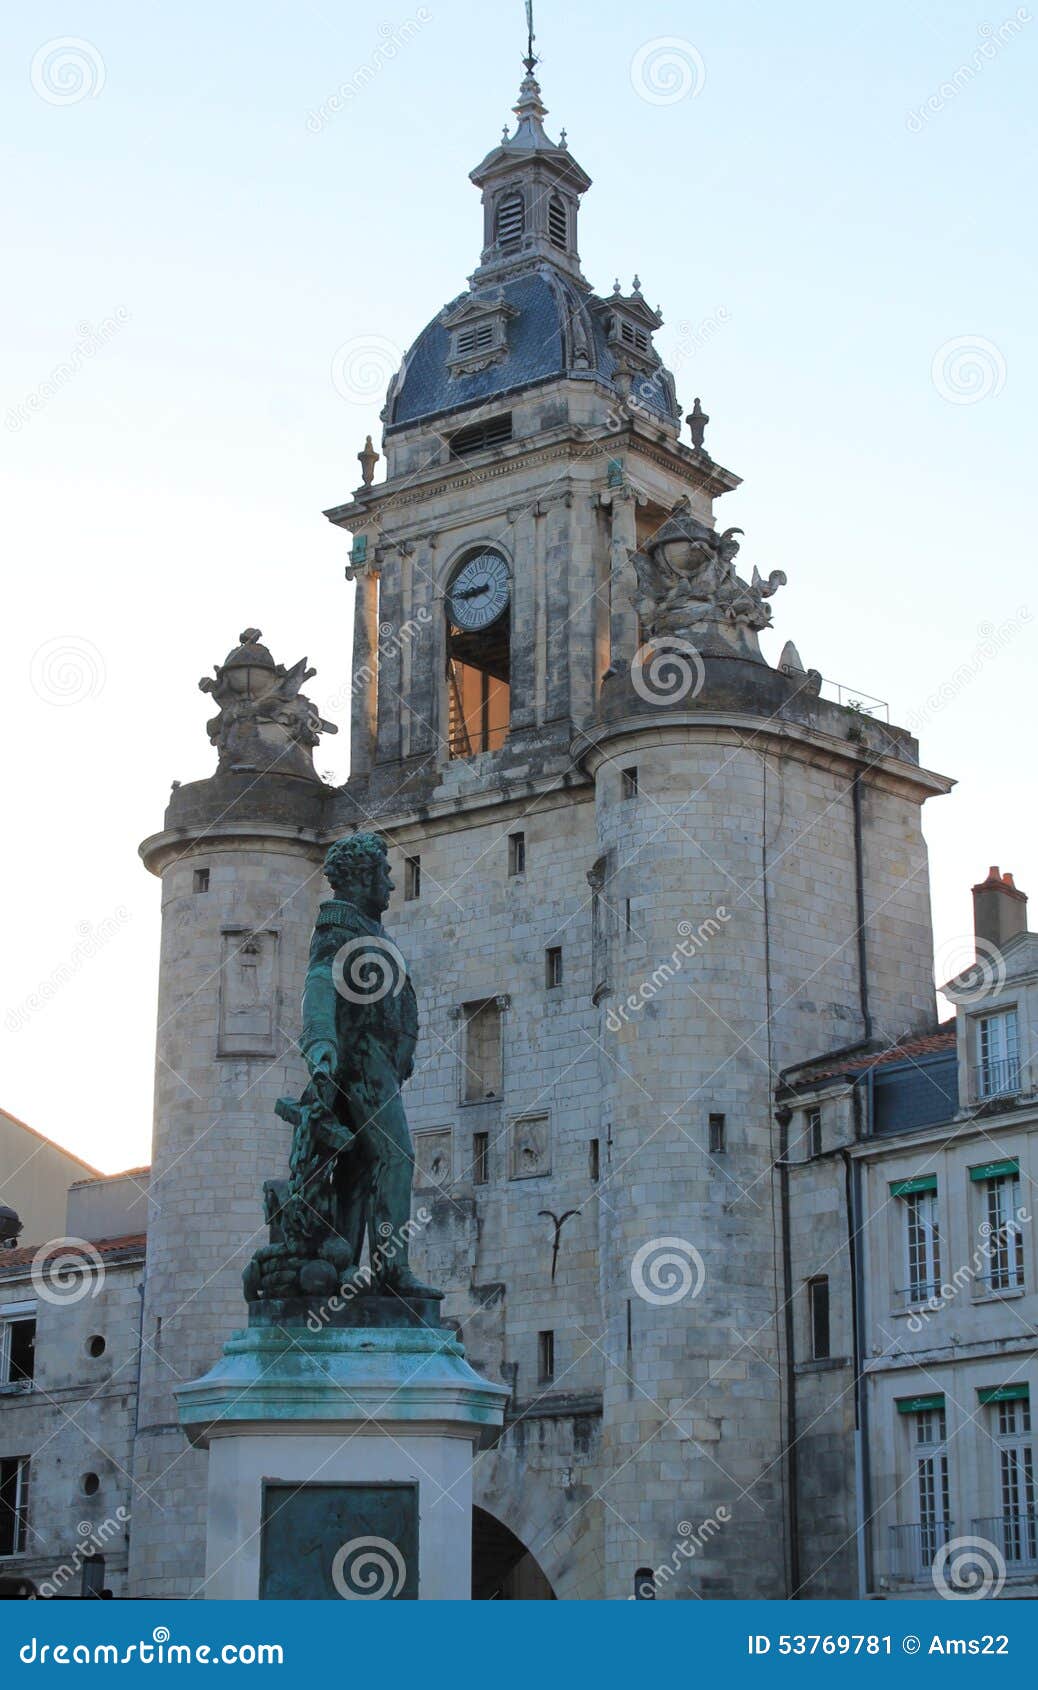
[2,1,1035,1172]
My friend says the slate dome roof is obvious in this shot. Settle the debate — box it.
[384,268,679,434]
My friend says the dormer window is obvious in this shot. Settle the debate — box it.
[619,319,650,353]
[495,191,525,251]
[455,322,495,358]
[441,294,519,380]
[547,195,568,250]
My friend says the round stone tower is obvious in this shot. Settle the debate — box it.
[129,632,333,1597]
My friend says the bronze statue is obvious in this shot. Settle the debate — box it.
[244,833,439,1306]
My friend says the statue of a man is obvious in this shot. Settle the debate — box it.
[244,832,438,1305]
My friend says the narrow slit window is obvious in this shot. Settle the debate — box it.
[708,1113,726,1154]
[621,766,638,799]
[589,1138,600,1182]
[808,1276,830,1360]
[808,1106,822,1159]
[508,831,526,876]
[404,855,421,901]
[537,1329,555,1383]
[472,1131,489,1186]
[545,947,563,989]
[193,868,209,894]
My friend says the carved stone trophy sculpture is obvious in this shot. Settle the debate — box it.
[244,832,441,1310]
[199,628,337,781]
[628,496,794,666]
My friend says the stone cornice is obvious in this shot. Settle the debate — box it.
[325,421,736,533]
[140,822,326,877]
[571,714,954,802]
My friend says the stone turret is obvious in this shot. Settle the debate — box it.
[129,632,336,1597]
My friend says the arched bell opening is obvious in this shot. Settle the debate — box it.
[445,547,511,757]
[472,1506,555,1599]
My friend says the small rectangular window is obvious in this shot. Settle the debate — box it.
[545,947,563,989]
[708,1113,726,1154]
[508,832,526,876]
[808,1106,822,1159]
[404,854,421,901]
[808,1276,830,1360]
[624,898,632,933]
[621,766,638,799]
[589,1138,600,1182]
[193,868,209,894]
[462,999,502,1102]
[537,1330,555,1383]
[472,1131,489,1186]
[0,1456,30,1554]
[976,1009,1020,1099]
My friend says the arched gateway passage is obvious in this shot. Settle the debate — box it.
[472,1507,556,1599]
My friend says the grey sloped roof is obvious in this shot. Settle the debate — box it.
[386,268,678,432]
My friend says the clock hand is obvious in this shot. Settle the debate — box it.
[456,582,490,599]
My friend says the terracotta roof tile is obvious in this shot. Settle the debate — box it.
[785,1024,956,1086]
[0,1232,147,1270]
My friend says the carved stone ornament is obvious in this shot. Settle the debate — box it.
[628,499,788,663]
[199,629,337,781]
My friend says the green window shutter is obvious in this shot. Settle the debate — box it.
[978,1384,1030,1405]
[969,1159,1019,1182]
[896,1393,945,1414]
[889,1174,938,1197]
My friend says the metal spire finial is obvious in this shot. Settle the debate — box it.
[524,0,537,72]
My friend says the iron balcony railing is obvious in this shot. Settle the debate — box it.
[888,1520,953,1583]
[970,1057,1022,1103]
[973,1515,1038,1570]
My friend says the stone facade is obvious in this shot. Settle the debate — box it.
[120,59,956,1601]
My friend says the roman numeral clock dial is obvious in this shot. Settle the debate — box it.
[446,550,511,631]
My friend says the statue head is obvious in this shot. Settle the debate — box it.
[324,832,394,916]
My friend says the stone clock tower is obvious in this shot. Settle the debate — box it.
[133,56,950,1599]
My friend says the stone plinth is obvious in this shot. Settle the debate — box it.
[175,1314,508,1601]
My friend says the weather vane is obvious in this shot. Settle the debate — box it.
[524,0,537,71]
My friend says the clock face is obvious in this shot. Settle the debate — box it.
[446,550,511,631]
